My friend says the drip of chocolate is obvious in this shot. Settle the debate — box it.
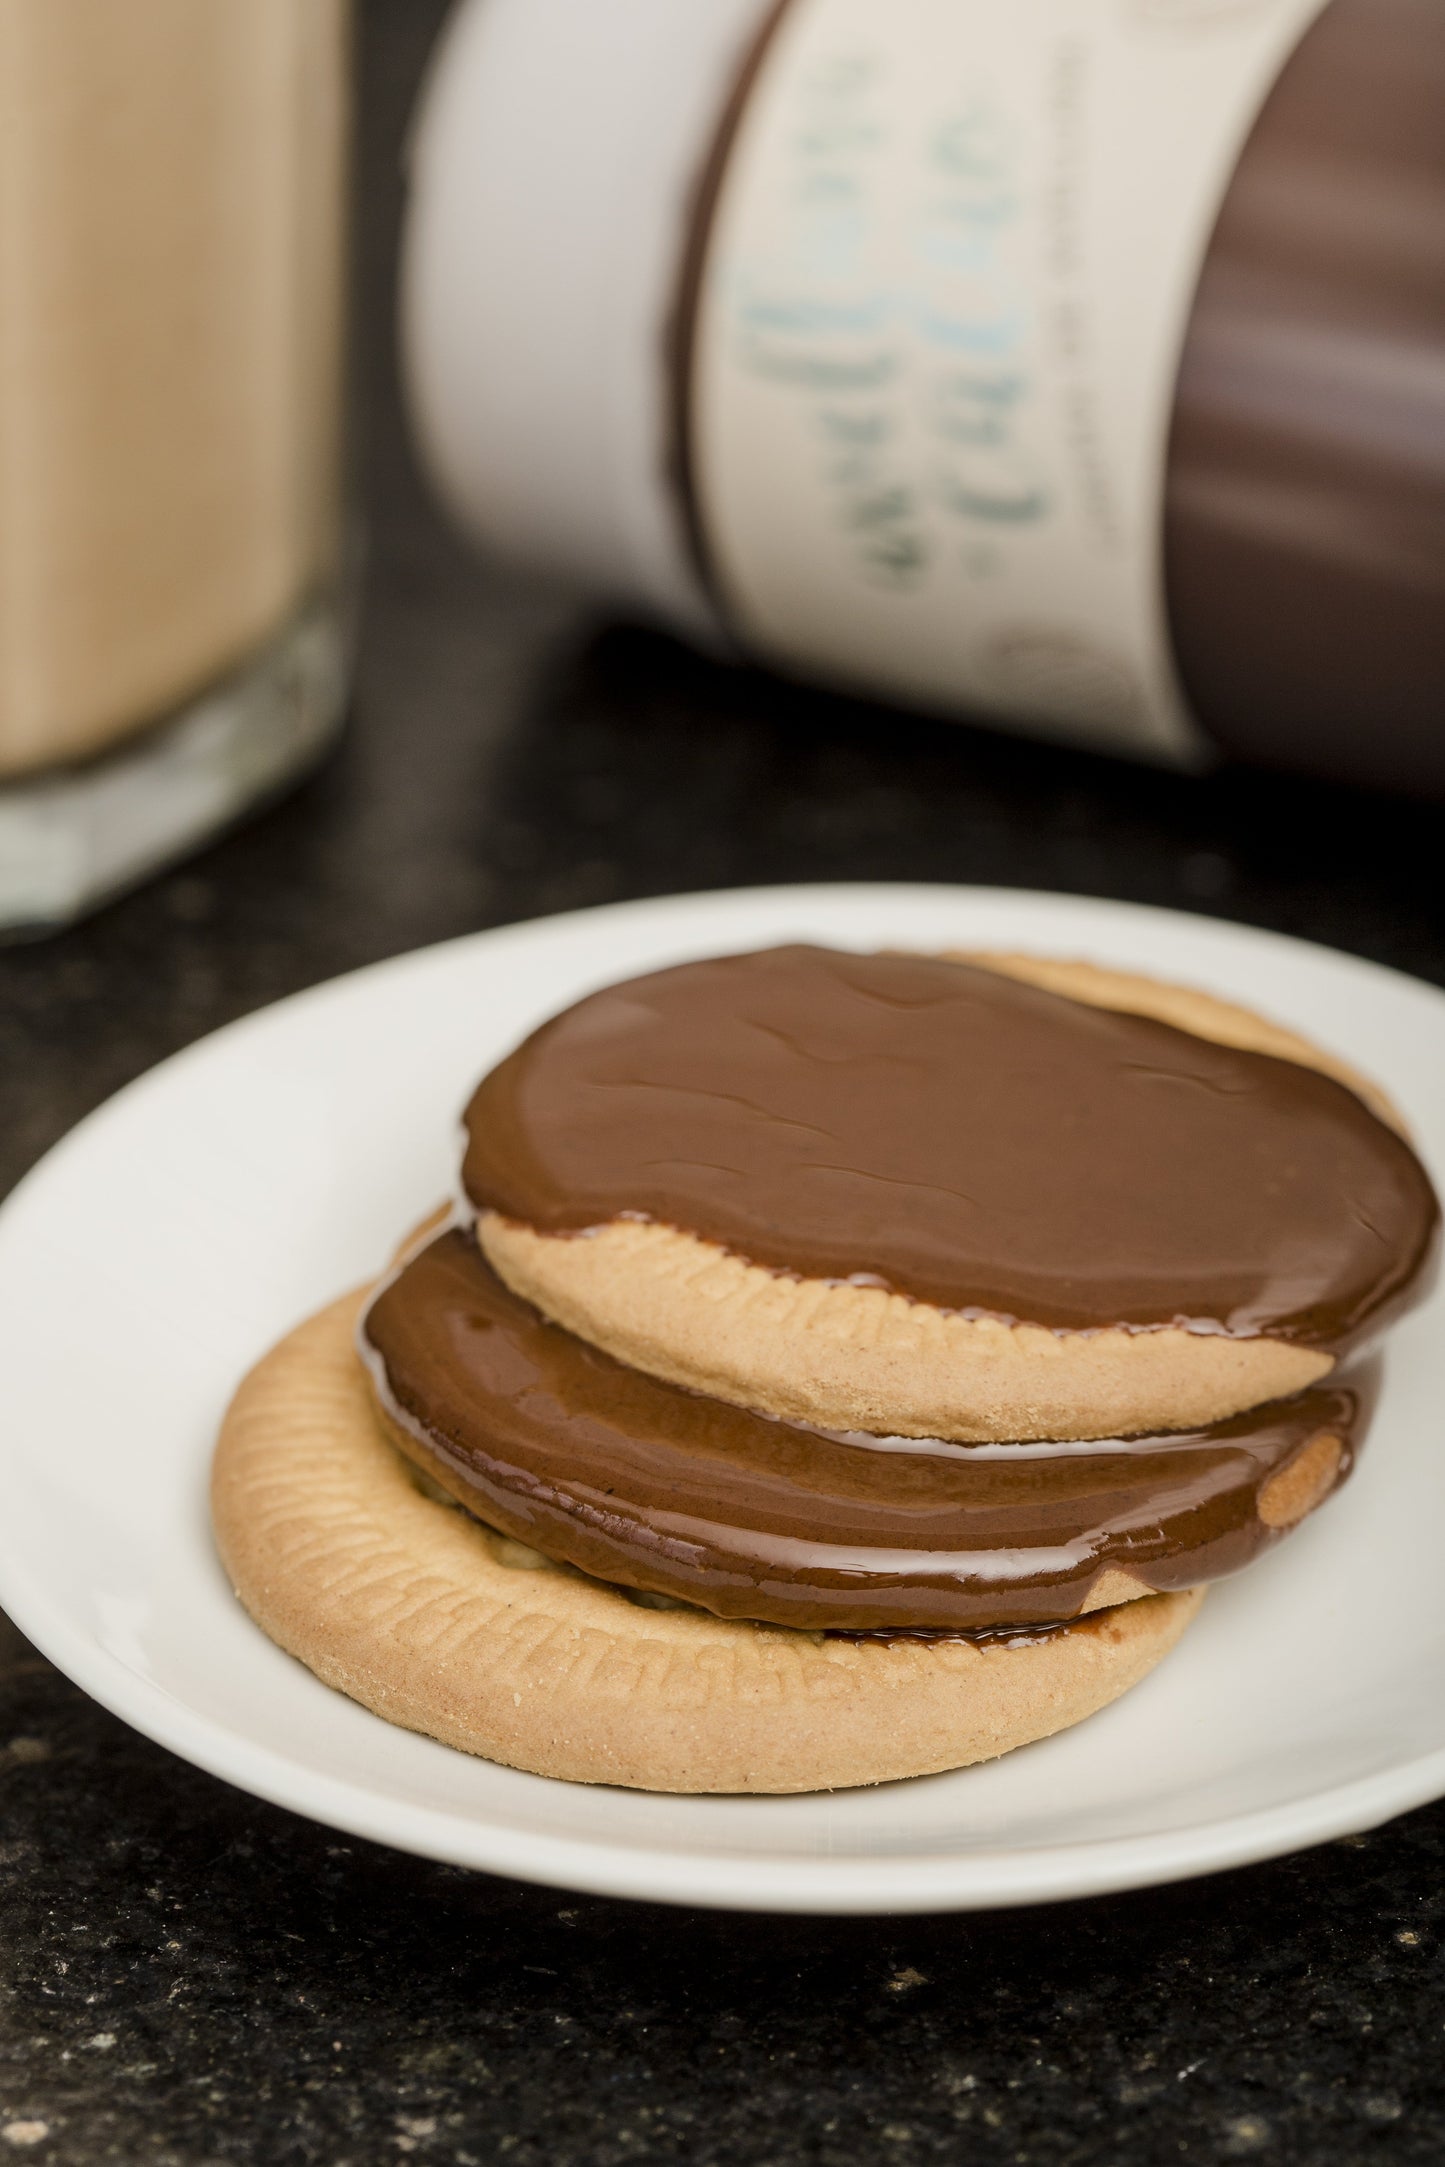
[360,1229,1378,1633]
[461,945,1439,1350]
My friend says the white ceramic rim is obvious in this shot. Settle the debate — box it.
[2,883,1442,1914]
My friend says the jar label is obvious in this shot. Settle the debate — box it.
[689,0,1329,764]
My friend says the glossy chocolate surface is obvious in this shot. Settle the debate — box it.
[360,1228,1377,1631]
[462,946,1438,1348]
[829,1619,1086,1649]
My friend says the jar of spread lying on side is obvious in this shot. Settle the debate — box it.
[402,0,1445,795]
[0,0,353,935]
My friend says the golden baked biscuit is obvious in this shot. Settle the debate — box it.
[212,1290,1202,1794]
[475,954,1418,1441]
[212,942,1436,1794]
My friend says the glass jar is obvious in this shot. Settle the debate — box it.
[401,0,1445,795]
[0,0,353,933]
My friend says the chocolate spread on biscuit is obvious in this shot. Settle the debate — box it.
[461,946,1439,1352]
[828,1619,1084,1650]
[360,1229,1378,1633]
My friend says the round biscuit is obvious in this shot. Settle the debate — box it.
[212,1292,1203,1794]
[477,955,1368,1441]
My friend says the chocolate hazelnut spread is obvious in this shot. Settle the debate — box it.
[404,0,1444,789]
[462,946,1439,1350]
[361,1225,1377,1632]
[1166,0,1445,792]
[669,0,1445,787]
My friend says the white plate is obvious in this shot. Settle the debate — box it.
[1,885,1442,1915]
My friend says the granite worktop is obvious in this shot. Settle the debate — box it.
[1,4,1442,2158]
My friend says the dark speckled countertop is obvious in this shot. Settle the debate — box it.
[1,5,1443,2160]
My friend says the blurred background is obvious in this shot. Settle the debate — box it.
[1,0,1441,1206]
[0,7,1443,2160]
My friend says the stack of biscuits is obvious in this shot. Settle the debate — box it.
[214,946,1438,1793]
